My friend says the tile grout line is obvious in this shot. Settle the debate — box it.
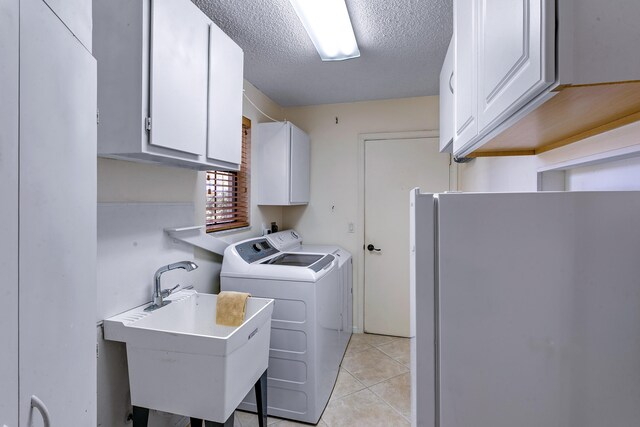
[366,385,411,425]
[332,367,367,402]
[342,347,409,388]
[343,347,373,357]
[328,383,366,404]
[369,346,410,370]
[366,370,409,388]
[272,335,411,427]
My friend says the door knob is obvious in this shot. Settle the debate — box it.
[367,244,381,252]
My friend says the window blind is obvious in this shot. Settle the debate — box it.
[206,118,251,232]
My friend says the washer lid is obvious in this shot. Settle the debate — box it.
[261,253,335,272]
[262,253,323,267]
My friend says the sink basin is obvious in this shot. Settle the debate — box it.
[103,290,274,422]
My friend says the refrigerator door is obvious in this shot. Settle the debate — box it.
[410,189,436,427]
[437,192,640,427]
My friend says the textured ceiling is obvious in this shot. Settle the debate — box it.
[192,0,452,107]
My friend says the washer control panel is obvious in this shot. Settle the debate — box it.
[236,238,279,263]
[267,229,302,251]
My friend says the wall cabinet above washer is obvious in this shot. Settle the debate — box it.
[93,0,243,171]
[257,121,310,206]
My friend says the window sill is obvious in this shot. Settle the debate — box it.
[207,225,252,236]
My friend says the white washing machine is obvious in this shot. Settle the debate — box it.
[221,230,352,424]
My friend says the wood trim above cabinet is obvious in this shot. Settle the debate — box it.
[472,80,640,156]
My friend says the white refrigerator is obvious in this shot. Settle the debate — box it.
[410,190,640,427]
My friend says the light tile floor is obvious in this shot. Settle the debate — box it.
[227,333,411,427]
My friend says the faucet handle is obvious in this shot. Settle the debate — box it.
[161,284,181,298]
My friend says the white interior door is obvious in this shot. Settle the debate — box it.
[364,137,450,337]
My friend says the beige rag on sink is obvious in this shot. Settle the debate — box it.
[216,291,251,326]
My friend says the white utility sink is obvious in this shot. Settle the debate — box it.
[103,290,274,422]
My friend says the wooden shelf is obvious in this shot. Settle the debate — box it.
[471,81,640,157]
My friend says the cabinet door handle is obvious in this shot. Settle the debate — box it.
[449,71,454,94]
[31,395,51,427]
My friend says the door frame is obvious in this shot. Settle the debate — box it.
[355,130,444,334]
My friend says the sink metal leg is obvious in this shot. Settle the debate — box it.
[132,406,149,427]
[203,412,234,427]
[152,370,267,427]
[255,369,268,427]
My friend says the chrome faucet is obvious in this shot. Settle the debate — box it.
[147,261,198,311]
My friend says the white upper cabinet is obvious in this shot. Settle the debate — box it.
[208,24,244,165]
[445,0,640,157]
[452,0,478,154]
[289,124,311,204]
[94,0,244,171]
[439,37,455,152]
[149,0,209,156]
[476,0,555,132]
[257,122,310,206]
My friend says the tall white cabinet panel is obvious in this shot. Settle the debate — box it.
[439,37,455,152]
[477,0,555,132]
[150,0,209,155]
[208,23,244,165]
[19,0,97,425]
[42,0,92,49]
[0,1,19,425]
[409,190,436,427]
[452,0,478,154]
[257,122,310,206]
[438,192,640,426]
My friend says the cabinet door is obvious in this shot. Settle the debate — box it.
[439,36,455,152]
[452,0,478,154]
[19,0,97,424]
[207,23,244,166]
[257,122,290,205]
[477,0,555,132]
[150,0,209,155]
[289,124,310,204]
[0,1,19,425]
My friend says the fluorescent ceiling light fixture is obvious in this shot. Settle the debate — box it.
[288,0,360,61]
